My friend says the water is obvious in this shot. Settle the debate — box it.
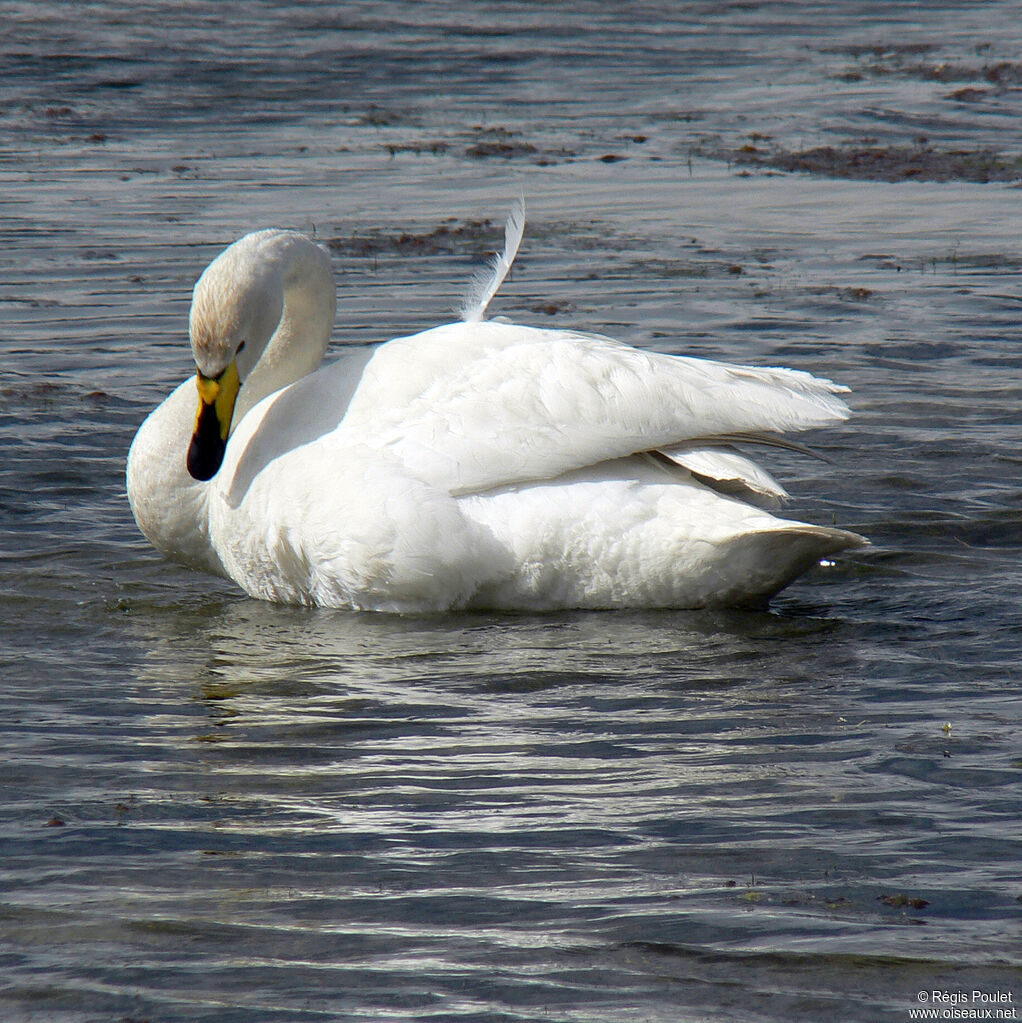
[2,2,1021,1020]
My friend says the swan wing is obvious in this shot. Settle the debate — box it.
[337,320,850,496]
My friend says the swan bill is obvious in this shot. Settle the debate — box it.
[187,359,240,481]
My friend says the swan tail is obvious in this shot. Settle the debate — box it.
[459,198,526,323]
[714,525,869,608]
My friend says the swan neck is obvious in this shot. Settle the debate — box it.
[236,232,337,423]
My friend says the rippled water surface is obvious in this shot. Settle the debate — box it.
[2,3,1021,1021]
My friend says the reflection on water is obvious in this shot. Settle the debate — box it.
[2,1,1021,1020]
[7,590,1017,1021]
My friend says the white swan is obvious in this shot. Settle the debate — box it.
[127,205,865,612]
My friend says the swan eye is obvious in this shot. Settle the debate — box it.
[236,340,246,354]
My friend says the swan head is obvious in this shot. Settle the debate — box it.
[185,235,285,481]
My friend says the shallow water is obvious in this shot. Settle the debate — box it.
[2,3,1021,1021]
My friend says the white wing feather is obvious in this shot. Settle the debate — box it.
[458,198,526,323]
[658,444,790,505]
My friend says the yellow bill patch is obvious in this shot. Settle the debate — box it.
[194,359,240,442]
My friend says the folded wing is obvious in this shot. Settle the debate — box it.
[337,320,850,497]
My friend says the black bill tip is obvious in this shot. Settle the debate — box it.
[187,402,227,481]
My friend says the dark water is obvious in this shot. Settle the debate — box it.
[2,3,1021,1021]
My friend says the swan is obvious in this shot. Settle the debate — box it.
[126,203,865,612]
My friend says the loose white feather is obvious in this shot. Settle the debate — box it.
[459,198,526,323]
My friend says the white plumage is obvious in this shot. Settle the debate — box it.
[126,208,865,612]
